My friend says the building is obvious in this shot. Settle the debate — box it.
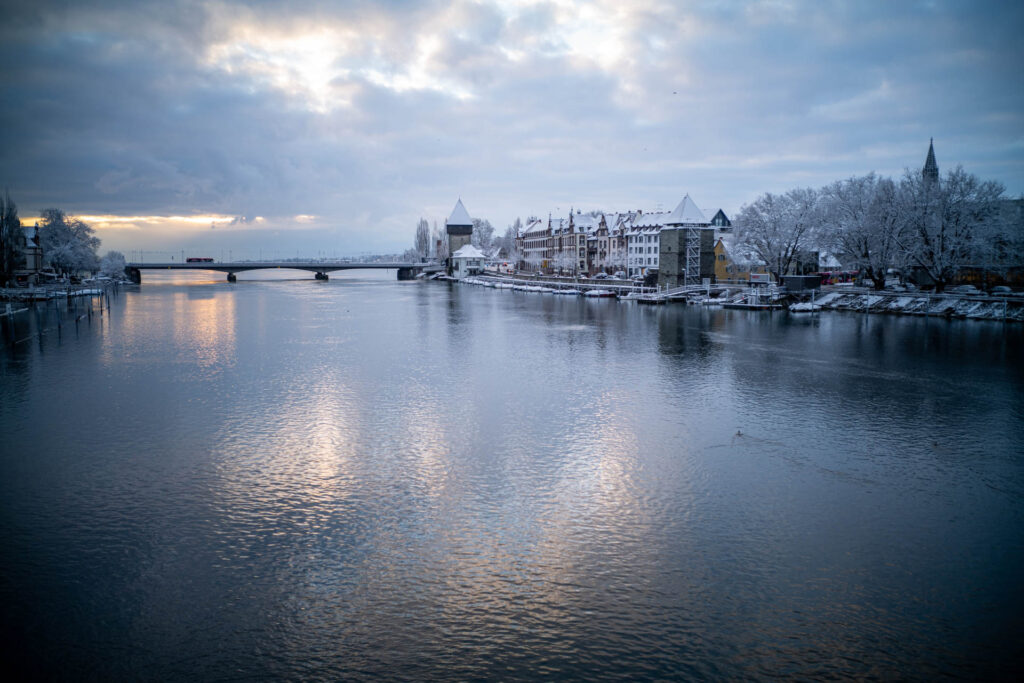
[706,209,732,230]
[446,199,473,257]
[13,222,44,285]
[518,217,549,271]
[923,138,939,184]
[657,195,715,288]
[450,244,486,280]
[516,213,586,275]
[626,211,669,277]
[551,214,586,275]
[714,236,772,282]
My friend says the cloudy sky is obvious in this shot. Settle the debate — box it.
[2,0,1022,258]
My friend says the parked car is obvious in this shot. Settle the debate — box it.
[592,273,610,279]
[951,284,980,295]
[612,271,626,279]
[990,286,1014,296]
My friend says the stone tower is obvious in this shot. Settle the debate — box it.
[446,199,473,255]
[923,138,939,184]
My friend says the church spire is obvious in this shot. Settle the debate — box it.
[923,137,939,184]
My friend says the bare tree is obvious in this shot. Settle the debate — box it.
[1,191,24,286]
[898,166,1004,291]
[414,218,430,261]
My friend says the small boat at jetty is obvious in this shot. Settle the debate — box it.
[584,289,616,298]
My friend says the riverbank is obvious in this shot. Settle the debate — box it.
[458,273,1024,322]
[1,280,125,302]
[792,289,1024,321]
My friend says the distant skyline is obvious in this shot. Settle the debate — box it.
[2,0,1022,257]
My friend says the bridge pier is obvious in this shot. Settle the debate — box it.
[315,271,329,281]
[125,267,141,284]
[227,272,237,282]
[397,267,417,281]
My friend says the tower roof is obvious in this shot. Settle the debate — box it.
[923,138,939,182]
[666,194,707,225]
[446,199,472,227]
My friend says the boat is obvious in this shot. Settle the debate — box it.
[789,302,822,312]
[584,289,616,298]
[723,301,783,310]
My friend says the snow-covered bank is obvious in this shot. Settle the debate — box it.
[795,290,1024,321]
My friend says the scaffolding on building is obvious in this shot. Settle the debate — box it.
[684,227,701,286]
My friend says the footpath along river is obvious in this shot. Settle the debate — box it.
[1,269,1022,680]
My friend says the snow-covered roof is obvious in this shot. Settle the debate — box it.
[451,244,485,259]
[629,211,671,231]
[717,234,760,267]
[573,213,602,233]
[447,199,472,227]
[666,195,707,225]
[521,218,547,237]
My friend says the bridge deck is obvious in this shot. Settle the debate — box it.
[123,261,444,283]
[125,261,431,272]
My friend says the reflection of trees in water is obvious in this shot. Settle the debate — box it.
[720,311,1024,449]
[655,307,721,365]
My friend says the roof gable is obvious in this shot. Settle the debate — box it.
[452,244,485,258]
[666,194,707,225]
[447,199,472,227]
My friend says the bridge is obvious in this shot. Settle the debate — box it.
[124,261,444,283]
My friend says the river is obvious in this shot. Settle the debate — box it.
[2,270,1022,680]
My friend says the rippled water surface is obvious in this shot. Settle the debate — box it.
[2,271,1023,680]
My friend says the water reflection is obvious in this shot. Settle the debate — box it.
[2,280,1022,680]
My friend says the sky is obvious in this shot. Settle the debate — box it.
[2,0,1022,258]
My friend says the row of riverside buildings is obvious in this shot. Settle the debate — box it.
[443,195,775,288]
[513,195,743,288]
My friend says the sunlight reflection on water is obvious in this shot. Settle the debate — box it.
[2,274,1023,680]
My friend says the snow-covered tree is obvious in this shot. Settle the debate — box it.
[471,218,494,253]
[551,250,578,275]
[494,219,521,263]
[99,250,126,278]
[1,191,24,286]
[525,251,544,272]
[39,208,100,277]
[821,174,904,290]
[733,188,820,282]
[898,166,1004,291]
[414,218,430,260]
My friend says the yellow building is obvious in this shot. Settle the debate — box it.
[714,237,772,283]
